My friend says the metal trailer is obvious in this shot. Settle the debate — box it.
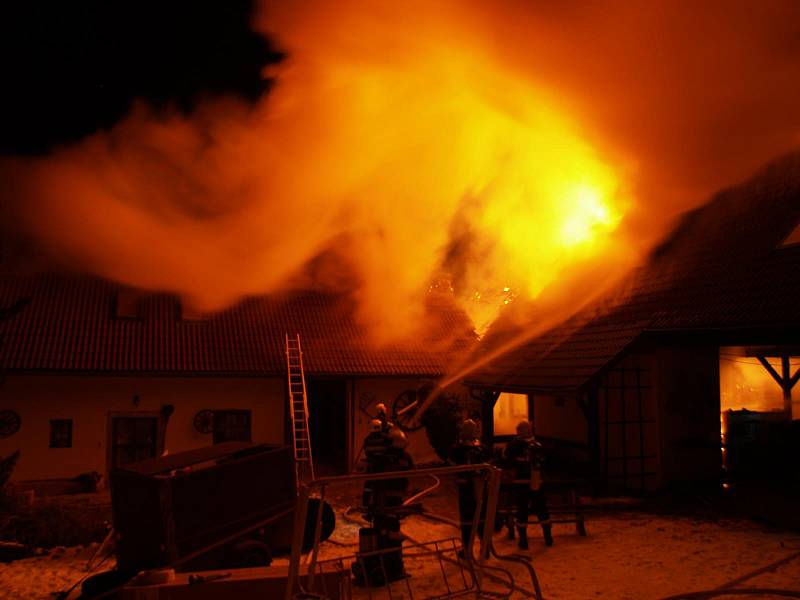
[109,442,299,574]
[284,464,544,600]
[84,441,336,597]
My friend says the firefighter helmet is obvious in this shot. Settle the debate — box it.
[459,419,480,442]
[516,420,533,439]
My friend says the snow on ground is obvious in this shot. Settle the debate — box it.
[0,544,110,600]
[314,508,800,599]
[1,510,799,598]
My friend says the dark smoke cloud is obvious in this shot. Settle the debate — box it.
[1,0,799,346]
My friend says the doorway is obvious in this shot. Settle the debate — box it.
[306,379,348,475]
[109,415,159,468]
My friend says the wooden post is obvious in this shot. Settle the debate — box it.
[756,355,799,419]
[483,390,500,453]
[472,388,499,452]
[285,485,311,600]
[781,356,793,417]
[577,389,601,488]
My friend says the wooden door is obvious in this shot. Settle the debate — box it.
[111,416,158,468]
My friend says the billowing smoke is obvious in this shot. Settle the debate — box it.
[2,0,799,345]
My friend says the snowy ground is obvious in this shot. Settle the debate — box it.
[2,504,799,598]
[0,544,107,599]
[312,509,800,599]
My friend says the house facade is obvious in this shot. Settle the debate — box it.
[468,152,800,491]
[0,274,474,483]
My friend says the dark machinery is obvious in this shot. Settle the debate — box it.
[82,442,334,597]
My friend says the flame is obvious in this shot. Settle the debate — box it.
[433,85,627,334]
[3,0,632,344]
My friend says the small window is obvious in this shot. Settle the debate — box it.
[213,410,252,444]
[49,419,73,448]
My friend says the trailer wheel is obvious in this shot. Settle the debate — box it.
[302,498,336,552]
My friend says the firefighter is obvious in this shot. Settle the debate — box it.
[355,424,411,585]
[448,418,489,557]
[376,427,413,580]
[503,420,553,548]
[362,419,391,511]
[375,402,393,433]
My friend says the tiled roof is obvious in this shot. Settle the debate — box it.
[0,274,476,376]
[468,152,800,392]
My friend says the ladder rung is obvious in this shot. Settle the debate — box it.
[288,335,312,485]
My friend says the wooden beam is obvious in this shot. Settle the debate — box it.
[757,356,785,388]
[782,356,793,415]
[789,367,800,390]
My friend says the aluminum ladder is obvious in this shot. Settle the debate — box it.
[285,333,315,488]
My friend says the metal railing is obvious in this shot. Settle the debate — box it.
[284,464,505,600]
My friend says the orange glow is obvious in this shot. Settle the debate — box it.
[1,1,633,344]
[720,348,799,416]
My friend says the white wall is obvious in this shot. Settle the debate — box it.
[0,375,284,481]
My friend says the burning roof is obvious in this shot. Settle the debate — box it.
[466,151,800,393]
[0,273,475,377]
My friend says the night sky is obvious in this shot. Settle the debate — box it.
[0,1,280,155]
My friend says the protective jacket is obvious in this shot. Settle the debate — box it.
[503,435,544,490]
